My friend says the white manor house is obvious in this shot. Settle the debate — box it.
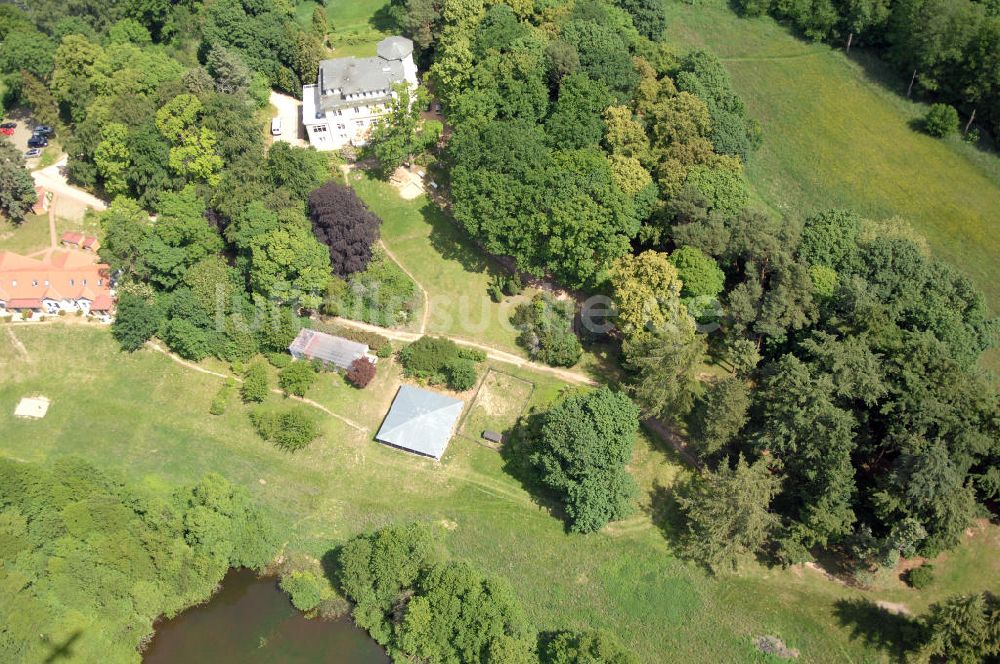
[302,36,419,150]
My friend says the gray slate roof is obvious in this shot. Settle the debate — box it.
[318,57,403,99]
[375,385,464,460]
[316,36,413,104]
[288,329,369,370]
[377,36,413,61]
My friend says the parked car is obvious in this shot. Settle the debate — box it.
[270,117,282,136]
[27,135,47,148]
[24,148,42,159]
[32,125,54,137]
[0,122,15,136]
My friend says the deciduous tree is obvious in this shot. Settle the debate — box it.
[532,387,640,533]
[308,181,381,277]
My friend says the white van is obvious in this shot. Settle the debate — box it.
[270,117,282,136]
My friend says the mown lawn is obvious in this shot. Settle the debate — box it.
[0,212,101,256]
[2,324,997,663]
[665,0,1000,369]
[350,172,531,354]
[296,0,393,58]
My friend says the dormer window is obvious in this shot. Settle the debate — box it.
[70,279,75,286]
[11,280,16,287]
[31,280,38,287]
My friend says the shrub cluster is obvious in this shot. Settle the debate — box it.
[250,405,320,451]
[278,361,317,397]
[511,293,582,368]
[399,336,484,391]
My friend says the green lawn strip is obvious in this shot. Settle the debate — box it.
[0,213,50,254]
[296,0,390,57]
[6,324,979,661]
[665,0,1000,370]
[350,173,531,354]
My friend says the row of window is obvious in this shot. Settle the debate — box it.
[8,278,102,288]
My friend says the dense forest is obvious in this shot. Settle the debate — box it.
[0,458,278,662]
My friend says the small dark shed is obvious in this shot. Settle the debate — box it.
[482,430,503,443]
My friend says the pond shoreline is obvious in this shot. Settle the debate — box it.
[141,568,388,663]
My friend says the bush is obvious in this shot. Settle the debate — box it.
[457,347,486,362]
[347,357,377,388]
[278,361,317,397]
[280,571,328,611]
[399,336,482,390]
[511,293,582,367]
[267,352,292,369]
[906,564,935,589]
[210,379,236,415]
[241,361,270,403]
[924,104,959,138]
[400,336,460,380]
[112,294,162,352]
[487,273,523,302]
[445,358,477,391]
[250,406,320,451]
[375,342,393,358]
[323,251,419,327]
[310,321,391,351]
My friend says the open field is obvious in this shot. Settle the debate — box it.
[2,323,998,662]
[296,0,391,58]
[665,0,1000,369]
[458,368,534,443]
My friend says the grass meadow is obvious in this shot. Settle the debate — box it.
[1,324,998,663]
[296,0,392,58]
[350,172,532,354]
[664,0,1000,369]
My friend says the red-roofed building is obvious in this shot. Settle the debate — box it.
[0,250,115,320]
[60,231,85,249]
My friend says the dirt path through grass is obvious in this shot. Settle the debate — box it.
[146,341,368,432]
[5,328,29,361]
[329,315,597,386]
[378,239,429,333]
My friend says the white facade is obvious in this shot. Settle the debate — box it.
[303,36,419,151]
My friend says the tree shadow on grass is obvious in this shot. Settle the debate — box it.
[833,598,921,663]
[646,481,688,547]
[368,3,398,33]
[421,202,493,275]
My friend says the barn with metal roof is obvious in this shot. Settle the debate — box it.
[375,385,464,460]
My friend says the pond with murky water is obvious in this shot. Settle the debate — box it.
[143,569,389,663]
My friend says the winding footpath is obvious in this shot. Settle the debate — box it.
[145,341,367,433]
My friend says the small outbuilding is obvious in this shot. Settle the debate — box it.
[375,385,464,460]
[482,430,503,444]
[288,328,375,371]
